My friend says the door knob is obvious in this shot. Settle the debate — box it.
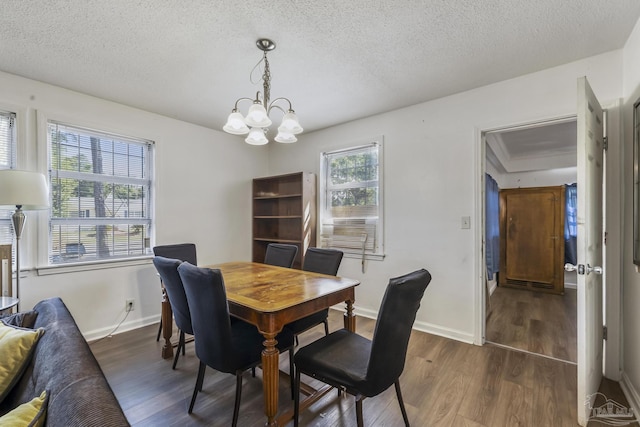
[565,263,602,275]
[586,264,603,275]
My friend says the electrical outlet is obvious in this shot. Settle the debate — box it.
[125,299,135,312]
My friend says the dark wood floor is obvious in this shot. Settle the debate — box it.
[486,286,577,363]
[90,310,634,427]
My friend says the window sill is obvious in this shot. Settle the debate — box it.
[342,252,386,261]
[37,255,153,276]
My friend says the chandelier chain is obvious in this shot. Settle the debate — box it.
[262,51,271,107]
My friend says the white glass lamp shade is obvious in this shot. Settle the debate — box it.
[274,131,297,143]
[277,111,303,135]
[244,103,272,128]
[245,128,269,145]
[223,111,250,135]
[0,170,49,210]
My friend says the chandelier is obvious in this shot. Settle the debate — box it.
[223,39,303,145]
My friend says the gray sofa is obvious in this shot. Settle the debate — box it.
[0,297,129,426]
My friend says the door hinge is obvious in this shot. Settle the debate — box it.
[603,325,608,341]
[603,136,608,151]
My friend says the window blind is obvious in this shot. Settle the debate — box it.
[0,111,17,249]
[48,121,153,264]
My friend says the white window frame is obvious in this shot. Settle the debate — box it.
[319,137,384,260]
[0,110,17,265]
[44,120,154,268]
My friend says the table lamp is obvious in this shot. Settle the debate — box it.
[0,170,49,311]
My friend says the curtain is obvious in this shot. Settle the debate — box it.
[565,183,578,265]
[485,173,500,278]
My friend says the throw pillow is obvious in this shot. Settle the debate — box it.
[0,390,48,427]
[0,311,38,328]
[0,322,44,402]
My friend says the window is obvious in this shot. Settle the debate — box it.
[319,139,383,258]
[0,110,17,248]
[48,121,153,264]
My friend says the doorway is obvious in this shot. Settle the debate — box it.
[482,118,578,364]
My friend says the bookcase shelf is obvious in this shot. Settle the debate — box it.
[252,172,316,269]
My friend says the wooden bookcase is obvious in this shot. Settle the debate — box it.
[252,172,316,269]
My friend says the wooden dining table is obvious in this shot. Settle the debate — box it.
[159,261,360,427]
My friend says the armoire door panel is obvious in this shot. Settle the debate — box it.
[499,186,565,294]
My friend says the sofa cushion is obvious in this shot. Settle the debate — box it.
[0,390,47,427]
[0,311,38,329]
[0,322,44,402]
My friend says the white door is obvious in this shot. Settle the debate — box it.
[575,76,605,426]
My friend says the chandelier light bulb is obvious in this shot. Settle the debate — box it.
[223,111,250,135]
[278,111,303,135]
[245,103,272,128]
[245,128,269,145]
[274,131,297,143]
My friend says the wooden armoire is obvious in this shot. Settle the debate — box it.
[498,186,565,294]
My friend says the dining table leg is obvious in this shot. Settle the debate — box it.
[344,300,356,332]
[261,331,279,426]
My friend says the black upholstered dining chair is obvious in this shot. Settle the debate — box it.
[152,256,193,369]
[285,248,344,345]
[264,243,298,268]
[293,269,432,427]
[152,243,197,342]
[177,262,295,426]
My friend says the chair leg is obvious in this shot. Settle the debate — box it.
[172,330,185,370]
[356,395,365,427]
[295,335,299,347]
[251,367,256,377]
[188,362,206,414]
[323,319,329,336]
[289,348,295,400]
[395,380,410,427]
[232,372,243,427]
[156,320,162,341]
[293,368,301,427]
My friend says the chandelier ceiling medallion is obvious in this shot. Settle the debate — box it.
[223,38,303,145]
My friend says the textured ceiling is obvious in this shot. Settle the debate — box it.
[486,120,578,173]
[1,1,639,135]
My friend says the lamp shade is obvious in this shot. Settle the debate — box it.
[245,103,272,128]
[223,112,250,135]
[245,128,269,145]
[0,170,49,210]
[278,111,303,135]
[274,131,297,143]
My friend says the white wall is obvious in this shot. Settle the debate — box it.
[621,15,640,413]
[268,51,623,344]
[0,71,268,339]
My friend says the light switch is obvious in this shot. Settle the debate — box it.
[461,216,471,229]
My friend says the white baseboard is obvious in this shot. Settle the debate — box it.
[620,371,640,415]
[489,282,497,295]
[84,314,159,342]
[338,306,475,345]
[564,282,577,290]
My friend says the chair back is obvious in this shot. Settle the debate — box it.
[365,269,432,396]
[152,256,193,335]
[153,243,197,265]
[302,248,343,276]
[264,243,298,268]
[178,262,236,374]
